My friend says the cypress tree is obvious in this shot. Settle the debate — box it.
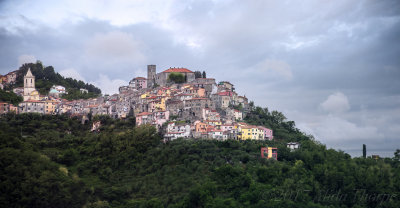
[363,144,366,158]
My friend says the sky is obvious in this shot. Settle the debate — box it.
[1,0,399,157]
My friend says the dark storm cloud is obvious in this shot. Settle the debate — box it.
[0,0,399,156]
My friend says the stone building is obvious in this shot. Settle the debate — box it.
[166,100,184,116]
[184,98,214,120]
[19,100,45,114]
[155,67,195,87]
[211,92,232,109]
[6,71,17,84]
[189,78,217,97]
[147,65,156,88]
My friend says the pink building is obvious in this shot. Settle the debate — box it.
[258,126,273,140]
[152,110,170,128]
[136,112,153,126]
[129,77,147,89]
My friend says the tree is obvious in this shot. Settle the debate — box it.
[394,149,400,161]
[202,71,206,78]
[194,71,202,79]
[363,144,366,158]
[168,72,185,83]
[0,89,23,105]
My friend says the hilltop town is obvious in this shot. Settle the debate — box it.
[1,65,274,142]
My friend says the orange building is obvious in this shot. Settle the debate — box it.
[261,147,278,160]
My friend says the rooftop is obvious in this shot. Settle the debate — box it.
[162,67,194,73]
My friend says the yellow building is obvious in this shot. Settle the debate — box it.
[239,125,263,140]
[206,120,222,129]
[45,100,59,114]
[239,126,252,140]
[140,93,148,99]
[155,97,166,111]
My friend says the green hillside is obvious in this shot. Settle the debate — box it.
[0,109,399,207]
[0,89,22,105]
[7,61,101,100]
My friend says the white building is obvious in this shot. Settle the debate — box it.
[164,122,191,141]
[287,142,300,151]
[23,68,39,101]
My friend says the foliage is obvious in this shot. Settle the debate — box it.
[202,71,206,78]
[1,111,399,207]
[0,89,22,105]
[61,89,100,101]
[168,72,185,84]
[194,71,202,79]
[363,144,367,158]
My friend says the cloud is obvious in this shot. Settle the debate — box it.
[252,59,293,81]
[18,55,36,66]
[281,35,321,51]
[59,68,86,82]
[85,31,146,64]
[315,115,384,142]
[310,115,385,152]
[1,0,400,157]
[91,74,128,95]
[320,92,350,113]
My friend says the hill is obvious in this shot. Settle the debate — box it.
[0,110,399,208]
[4,61,101,100]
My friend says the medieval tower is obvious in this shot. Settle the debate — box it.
[147,65,156,88]
[23,68,37,101]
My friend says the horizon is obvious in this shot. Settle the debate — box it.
[1,0,399,157]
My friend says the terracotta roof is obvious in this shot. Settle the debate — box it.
[137,112,152,116]
[188,98,208,100]
[162,67,194,73]
[24,100,44,103]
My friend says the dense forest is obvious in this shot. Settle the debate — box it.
[4,61,101,100]
[1,106,400,207]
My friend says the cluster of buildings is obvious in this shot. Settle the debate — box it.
[1,65,275,142]
[0,70,17,89]
[0,68,85,115]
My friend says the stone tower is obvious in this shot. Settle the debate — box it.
[23,68,36,101]
[147,65,156,88]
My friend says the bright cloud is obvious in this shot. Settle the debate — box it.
[18,55,36,66]
[320,92,350,113]
[59,68,86,82]
[91,74,128,95]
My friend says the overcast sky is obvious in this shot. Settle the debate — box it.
[1,0,399,157]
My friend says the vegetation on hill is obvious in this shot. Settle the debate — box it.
[0,89,22,105]
[10,61,101,100]
[1,108,400,207]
